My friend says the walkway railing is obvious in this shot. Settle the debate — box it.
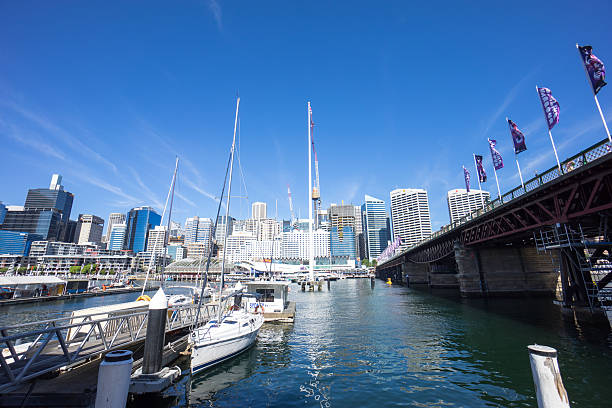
[0,303,216,391]
[379,137,612,265]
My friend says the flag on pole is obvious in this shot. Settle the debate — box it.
[463,166,470,192]
[507,119,527,154]
[475,155,487,182]
[537,87,560,130]
[578,45,607,95]
[488,139,504,170]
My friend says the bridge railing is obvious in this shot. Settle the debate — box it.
[379,137,612,265]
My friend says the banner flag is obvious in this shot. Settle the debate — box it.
[488,139,504,170]
[578,45,607,95]
[463,166,470,192]
[475,155,487,182]
[537,87,560,130]
[507,118,527,154]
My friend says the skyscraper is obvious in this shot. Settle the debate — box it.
[108,223,127,251]
[146,225,168,255]
[252,202,267,220]
[184,216,212,246]
[104,213,126,243]
[389,188,432,249]
[0,202,6,224]
[125,207,161,253]
[446,189,490,224]
[362,194,391,260]
[74,214,104,245]
[328,204,363,259]
[215,215,234,243]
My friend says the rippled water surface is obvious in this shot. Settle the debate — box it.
[176,279,612,407]
[3,279,612,407]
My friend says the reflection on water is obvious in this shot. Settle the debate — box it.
[6,279,612,407]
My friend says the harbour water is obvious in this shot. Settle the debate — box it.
[174,279,612,407]
[3,279,612,407]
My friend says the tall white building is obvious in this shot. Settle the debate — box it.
[389,188,432,249]
[108,223,127,251]
[74,214,104,245]
[258,218,280,241]
[104,213,126,243]
[184,217,212,246]
[146,225,168,255]
[252,202,267,220]
[447,189,490,224]
[280,230,330,260]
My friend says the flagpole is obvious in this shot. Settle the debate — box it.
[307,101,314,282]
[536,86,562,173]
[488,138,503,201]
[473,154,485,209]
[515,155,525,189]
[576,44,612,143]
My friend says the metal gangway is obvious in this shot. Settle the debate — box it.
[0,302,218,392]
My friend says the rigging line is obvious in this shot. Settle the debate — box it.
[237,117,249,202]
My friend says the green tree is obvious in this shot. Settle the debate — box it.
[0,267,8,273]
[82,264,92,274]
[99,269,107,276]
[371,260,377,267]
[362,259,370,267]
[69,266,81,274]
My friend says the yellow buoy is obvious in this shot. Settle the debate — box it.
[136,295,151,302]
[386,278,392,285]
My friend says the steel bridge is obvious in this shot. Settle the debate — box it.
[377,138,612,320]
[0,303,217,392]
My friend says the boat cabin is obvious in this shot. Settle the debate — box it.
[244,281,289,313]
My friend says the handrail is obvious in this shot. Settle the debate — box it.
[378,137,612,266]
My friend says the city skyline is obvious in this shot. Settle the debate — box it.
[0,2,611,233]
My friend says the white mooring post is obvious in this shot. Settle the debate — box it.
[95,350,133,408]
[528,345,570,408]
[142,287,167,375]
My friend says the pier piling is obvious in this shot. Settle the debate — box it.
[142,288,167,375]
[528,345,570,408]
[95,350,133,408]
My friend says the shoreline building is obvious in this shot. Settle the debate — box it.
[389,188,432,249]
[185,216,212,251]
[252,202,267,220]
[125,206,161,254]
[108,223,127,251]
[362,195,391,260]
[74,214,104,245]
[104,213,126,244]
[328,204,363,261]
[447,189,490,224]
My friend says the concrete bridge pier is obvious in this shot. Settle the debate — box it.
[428,260,458,289]
[455,243,559,297]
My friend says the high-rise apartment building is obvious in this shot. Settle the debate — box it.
[446,189,490,224]
[104,213,126,243]
[108,223,127,251]
[252,202,267,220]
[125,207,161,253]
[215,216,235,243]
[280,230,330,260]
[258,219,280,241]
[146,225,168,255]
[0,202,6,224]
[74,214,104,245]
[389,189,432,249]
[362,195,391,260]
[184,217,212,246]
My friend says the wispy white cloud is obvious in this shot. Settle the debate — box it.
[0,99,119,173]
[71,172,143,204]
[129,167,164,209]
[184,176,225,209]
[208,0,222,30]
[176,191,196,207]
[0,120,66,160]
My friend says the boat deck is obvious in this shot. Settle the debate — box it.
[263,301,296,323]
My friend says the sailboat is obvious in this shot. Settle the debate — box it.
[190,97,264,375]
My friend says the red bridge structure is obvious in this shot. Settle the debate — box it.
[376,138,612,325]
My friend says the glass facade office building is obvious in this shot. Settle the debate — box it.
[362,195,391,260]
[0,209,63,241]
[330,225,355,259]
[0,230,41,256]
[25,188,74,224]
[125,207,161,254]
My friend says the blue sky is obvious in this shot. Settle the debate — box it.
[1,1,611,232]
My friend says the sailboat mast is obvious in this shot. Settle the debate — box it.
[218,97,240,321]
[161,156,179,282]
[308,102,314,281]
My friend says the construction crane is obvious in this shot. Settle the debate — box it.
[311,113,321,230]
[287,184,297,230]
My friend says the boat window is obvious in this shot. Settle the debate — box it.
[209,320,217,324]
[256,288,274,302]
[224,320,237,324]
[242,323,249,327]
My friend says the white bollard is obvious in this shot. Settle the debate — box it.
[95,350,133,408]
[528,345,570,408]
